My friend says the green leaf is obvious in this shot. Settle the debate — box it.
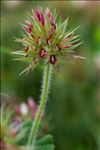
[35,144,55,150]
[15,127,28,143]
[34,134,55,150]
[35,135,54,146]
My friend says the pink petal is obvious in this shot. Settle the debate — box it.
[28,97,37,110]
[39,49,47,58]
[35,8,45,26]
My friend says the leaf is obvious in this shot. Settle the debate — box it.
[34,134,55,150]
[15,127,28,143]
[35,144,55,150]
[35,135,54,146]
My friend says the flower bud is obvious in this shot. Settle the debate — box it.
[39,49,47,58]
[28,97,37,110]
[20,103,28,116]
[46,7,56,28]
[15,105,21,115]
[35,8,45,26]
[49,55,57,64]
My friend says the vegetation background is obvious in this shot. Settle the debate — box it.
[1,1,100,150]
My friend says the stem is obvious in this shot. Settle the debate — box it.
[27,64,52,150]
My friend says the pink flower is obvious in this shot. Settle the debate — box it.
[14,7,82,74]
[28,97,37,111]
[35,8,45,26]
[46,8,56,28]
[46,26,55,45]
[28,97,37,118]
[15,105,21,115]
[49,55,57,64]
[39,49,47,58]
[24,20,33,34]
[56,44,61,51]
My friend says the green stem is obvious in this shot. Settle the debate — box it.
[27,64,52,150]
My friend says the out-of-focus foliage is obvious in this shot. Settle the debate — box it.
[1,1,100,150]
[0,98,54,150]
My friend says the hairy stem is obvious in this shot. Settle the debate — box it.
[27,64,52,150]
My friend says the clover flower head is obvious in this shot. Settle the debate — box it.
[13,7,83,75]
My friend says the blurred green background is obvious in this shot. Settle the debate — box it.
[1,1,100,150]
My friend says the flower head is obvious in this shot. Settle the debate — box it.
[13,7,83,74]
